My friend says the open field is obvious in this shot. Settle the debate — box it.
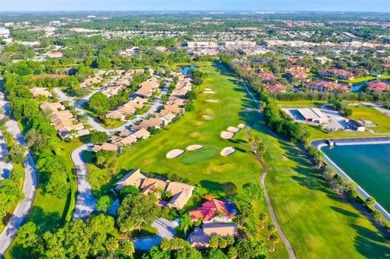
[85,62,288,257]
[249,115,390,258]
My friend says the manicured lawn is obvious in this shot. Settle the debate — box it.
[249,118,390,258]
[350,106,390,133]
[85,62,288,257]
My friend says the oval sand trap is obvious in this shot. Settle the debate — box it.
[227,126,240,133]
[202,115,214,120]
[166,149,185,159]
[204,90,215,94]
[186,144,203,151]
[238,123,246,129]
[220,147,236,157]
[206,99,219,103]
[220,131,235,139]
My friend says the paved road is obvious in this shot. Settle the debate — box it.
[0,89,38,256]
[54,84,168,134]
[0,130,13,179]
[133,218,176,250]
[67,83,169,219]
[313,138,390,222]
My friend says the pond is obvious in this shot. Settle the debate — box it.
[180,65,196,75]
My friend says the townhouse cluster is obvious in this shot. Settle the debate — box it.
[40,102,89,139]
[106,77,160,121]
[93,73,192,153]
[115,169,194,210]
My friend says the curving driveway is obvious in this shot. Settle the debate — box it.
[133,218,176,250]
[72,144,97,219]
[0,89,38,256]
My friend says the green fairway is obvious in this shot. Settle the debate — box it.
[86,62,289,257]
[84,62,390,258]
[249,118,390,258]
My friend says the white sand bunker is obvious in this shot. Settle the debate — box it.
[238,123,246,129]
[220,147,236,157]
[166,149,185,159]
[220,131,235,139]
[206,99,219,103]
[227,126,240,133]
[186,144,203,151]
[202,115,214,120]
[204,90,215,94]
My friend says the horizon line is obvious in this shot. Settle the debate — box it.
[1,10,390,13]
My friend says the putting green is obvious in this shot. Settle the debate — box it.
[180,147,219,165]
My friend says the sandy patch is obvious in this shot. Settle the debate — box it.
[186,144,204,151]
[189,132,201,138]
[238,123,246,129]
[202,115,214,120]
[205,88,212,91]
[220,147,236,157]
[205,99,219,103]
[204,90,215,94]
[166,149,185,159]
[227,126,240,133]
[220,131,235,139]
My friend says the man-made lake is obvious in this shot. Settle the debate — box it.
[322,144,390,212]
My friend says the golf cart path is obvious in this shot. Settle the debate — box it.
[242,82,296,259]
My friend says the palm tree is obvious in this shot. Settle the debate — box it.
[259,212,268,229]
[269,234,280,252]
[268,223,276,234]
[178,214,193,238]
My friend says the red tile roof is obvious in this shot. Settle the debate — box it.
[188,199,231,222]
[266,84,286,93]
[368,81,389,92]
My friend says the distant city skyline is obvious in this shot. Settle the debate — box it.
[1,0,390,12]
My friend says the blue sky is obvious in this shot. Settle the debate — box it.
[1,0,390,12]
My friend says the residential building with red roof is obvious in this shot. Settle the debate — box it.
[308,81,349,92]
[319,69,355,80]
[188,199,233,223]
[266,84,287,93]
[258,72,276,82]
[368,81,389,92]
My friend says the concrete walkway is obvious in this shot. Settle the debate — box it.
[313,138,390,222]
[0,88,38,256]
